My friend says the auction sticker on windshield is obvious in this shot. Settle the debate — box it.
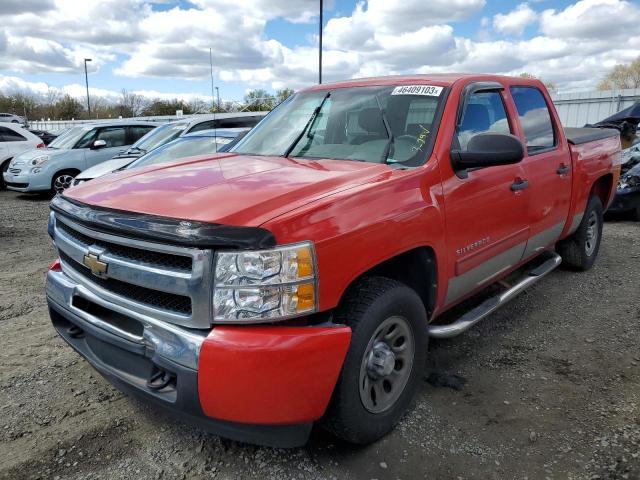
[391,85,443,96]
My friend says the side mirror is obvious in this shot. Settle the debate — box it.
[91,139,107,150]
[451,133,524,175]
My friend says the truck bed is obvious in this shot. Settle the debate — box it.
[564,127,619,145]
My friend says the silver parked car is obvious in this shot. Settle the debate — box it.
[0,113,27,126]
[111,112,267,162]
[3,121,156,194]
[73,128,249,185]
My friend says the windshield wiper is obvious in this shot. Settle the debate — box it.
[128,146,147,154]
[283,91,331,158]
[374,94,394,164]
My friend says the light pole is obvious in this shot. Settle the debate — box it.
[84,58,92,117]
[319,0,323,84]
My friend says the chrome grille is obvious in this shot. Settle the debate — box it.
[57,220,192,272]
[59,251,192,314]
[52,212,214,329]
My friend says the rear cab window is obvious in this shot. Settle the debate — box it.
[510,86,557,154]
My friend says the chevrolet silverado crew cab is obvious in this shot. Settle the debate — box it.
[46,74,621,448]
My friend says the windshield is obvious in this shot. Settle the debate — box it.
[47,126,95,149]
[126,122,187,154]
[128,136,231,169]
[231,85,445,166]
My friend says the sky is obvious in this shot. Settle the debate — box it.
[0,0,639,105]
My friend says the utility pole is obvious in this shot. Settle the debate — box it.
[84,58,92,117]
[209,48,216,111]
[319,0,323,84]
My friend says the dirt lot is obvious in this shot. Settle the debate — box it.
[0,189,639,480]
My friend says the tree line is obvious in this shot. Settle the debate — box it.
[0,87,295,121]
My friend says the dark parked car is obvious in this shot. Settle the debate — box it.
[29,129,58,146]
[607,144,640,220]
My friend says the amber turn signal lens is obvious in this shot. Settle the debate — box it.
[296,247,314,278]
[295,283,315,312]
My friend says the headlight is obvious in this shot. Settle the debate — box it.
[30,155,49,167]
[213,242,317,323]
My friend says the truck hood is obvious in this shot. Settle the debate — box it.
[65,153,392,227]
[76,157,136,181]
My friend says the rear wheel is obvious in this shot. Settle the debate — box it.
[51,171,77,195]
[321,277,428,444]
[557,196,603,271]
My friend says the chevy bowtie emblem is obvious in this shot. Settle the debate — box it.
[83,253,108,277]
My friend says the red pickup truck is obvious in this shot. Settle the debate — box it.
[46,74,621,447]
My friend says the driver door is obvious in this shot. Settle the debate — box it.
[440,86,530,306]
[86,126,129,167]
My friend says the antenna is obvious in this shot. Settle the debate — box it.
[209,47,218,153]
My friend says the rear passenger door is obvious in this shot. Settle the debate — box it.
[441,84,529,306]
[509,86,572,258]
[129,125,155,144]
[86,126,129,167]
[0,126,28,157]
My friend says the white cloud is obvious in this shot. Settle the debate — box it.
[0,0,639,98]
[0,74,209,103]
[540,0,640,39]
[493,3,538,36]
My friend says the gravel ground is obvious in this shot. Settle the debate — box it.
[0,189,639,480]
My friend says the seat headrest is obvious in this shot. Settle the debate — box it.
[461,104,490,132]
[357,108,387,135]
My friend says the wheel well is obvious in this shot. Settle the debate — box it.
[344,247,437,318]
[590,174,613,208]
[51,169,81,189]
[1,158,12,171]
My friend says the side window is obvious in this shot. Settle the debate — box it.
[96,127,127,147]
[0,127,26,142]
[510,87,556,153]
[189,121,216,133]
[129,126,155,143]
[455,91,510,151]
[75,128,97,148]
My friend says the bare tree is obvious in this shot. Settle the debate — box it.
[518,73,557,93]
[119,89,149,117]
[597,56,640,90]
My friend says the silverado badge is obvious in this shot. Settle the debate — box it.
[83,253,108,277]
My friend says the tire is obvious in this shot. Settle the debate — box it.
[557,196,603,271]
[633,205,640,222]
[321,276,428,444]
[51,170,78,195]
[1,159,11,189]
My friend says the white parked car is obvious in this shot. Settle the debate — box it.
[0,123,44,189]
[0,113,27,126]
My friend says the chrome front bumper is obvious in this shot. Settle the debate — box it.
[46,268,314,447]
[46,269,207,370]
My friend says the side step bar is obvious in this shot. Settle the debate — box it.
[428,252,562,339]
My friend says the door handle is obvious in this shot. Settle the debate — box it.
[511,179,529,191]
[557,164,570,175]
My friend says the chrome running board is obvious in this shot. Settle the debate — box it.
[428,252,562,339]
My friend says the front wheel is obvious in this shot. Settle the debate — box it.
[557,196,603,271]
[321,277,428,444]
[51,171,77,195]
[1,160,10,189]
